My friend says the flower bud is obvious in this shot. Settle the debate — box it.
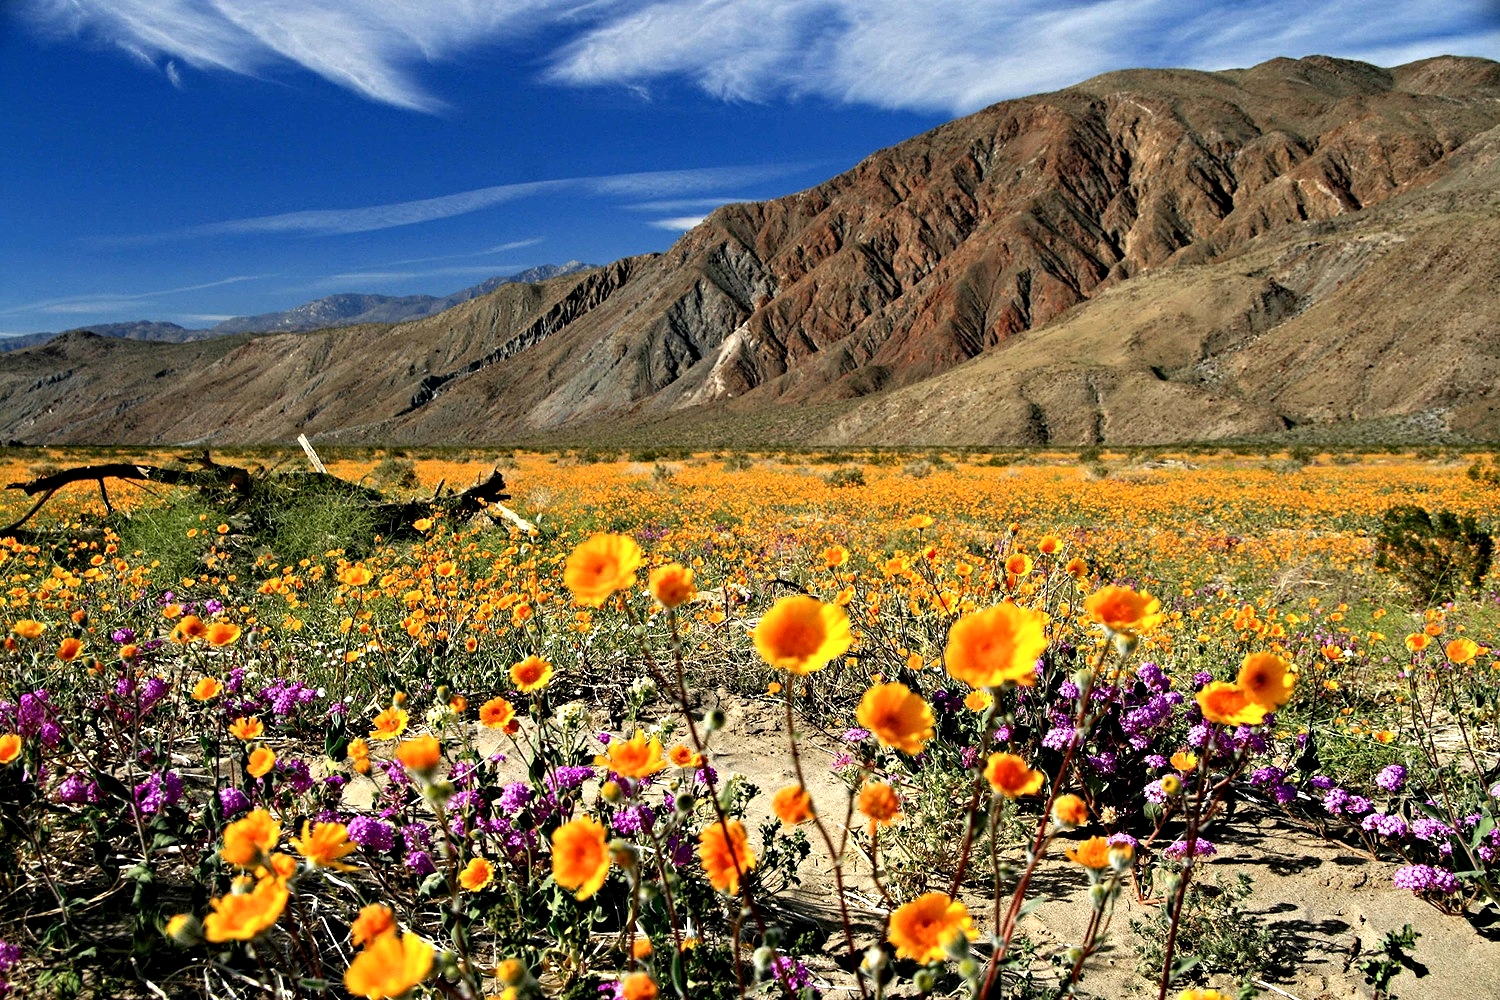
[861,946,887,974]
[706,708,727,731]
[164,913,202,946]
[1088,883,1109,909]
[609,838,637,868]
[601,781,623,803]
[957,958,980,980]
[1160,774,1182,796]
[752,947,775,975]
[913,969,937,993]
[1064,946,1084,965]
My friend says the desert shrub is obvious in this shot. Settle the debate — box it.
[902,459,934,478]
[263,485,379,562]
[1373,504,1494,606]
[1130,872,1280,986]
[824,465,866,488]
[371,455,419,489]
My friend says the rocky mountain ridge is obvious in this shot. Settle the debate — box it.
[2,55,1498,446]
[1,262,593,351]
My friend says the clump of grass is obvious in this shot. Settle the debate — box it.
[1131,873,1281,987]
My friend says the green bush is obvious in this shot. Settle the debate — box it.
[1374,504,1494,607]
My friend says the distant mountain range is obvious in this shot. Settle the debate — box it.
[3,56,1499,447]
[1,263,592,351]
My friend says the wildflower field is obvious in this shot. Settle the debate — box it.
[2,446,1499,1000]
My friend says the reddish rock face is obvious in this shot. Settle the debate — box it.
[2,55,1499,446]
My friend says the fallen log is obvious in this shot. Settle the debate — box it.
[1,456,510,541]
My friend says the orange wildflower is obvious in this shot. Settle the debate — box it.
[349,903,395,947]
[0,734,20,765]
[1005,553,1033,577]
[984,753,1045,799]
[620,972,658,1000]
[648,563,697,607]
[221,809,281,867]
[246,746,276,779]
[11,620,44,640]
[192,677,224,701]
[857,782,902,825]
[668,744,702,768]
[564,533,644,606]
[203,878,288,942]
[1083,585,1162,637]
[943,602,1048,688]
[1196,681,1269,726]
[229,717,265,741]
[510,655,554,693]
[459,857,495,892]
[346,737,371,774]
[1447,637,1479,665]
[1237,652,1296,710]
[479,696,517,731]
[1170,751,1198,772]
[291,821,357,871]
[344,930,434,999]
[887,893,976,963]
[752,595,852,675]
[395,734,442,774]
[552,816,610,900]
[855,682,934,754]
[697,819,755,895]
[1052,793,1089,828]
[339,565,374,587]
[175,615,209,642]
[1065,836,1113,869]
[596,730,668,779]
[206,622,242,647]
[56,637,83,662]
[771,785,815,827]
[369,706,409,741]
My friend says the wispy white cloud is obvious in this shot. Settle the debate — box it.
[377,239,545,269]
[19,0,576,112]
[118,165,803,241]
[18,0,1500,114]
[317,264,541,284]
[649,215,710,231]
[0,274,273,317]
[548,0,1500,112]
[626,197,747,213]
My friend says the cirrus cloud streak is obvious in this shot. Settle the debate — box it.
[18,0,1500,115]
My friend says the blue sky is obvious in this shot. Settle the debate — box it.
[3,1,1497,335]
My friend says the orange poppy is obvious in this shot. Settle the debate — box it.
[564,533,644,606]
[887,893,976,963]
[984,753,1045,799]
[697,819,755,895]
[752,595,852,675]
[1083,585,1162,637]
[552,816,610,900]
[855,682,934,754]
[771,785,815,827]
[595,730,668,779]
[943,603,1048,688]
